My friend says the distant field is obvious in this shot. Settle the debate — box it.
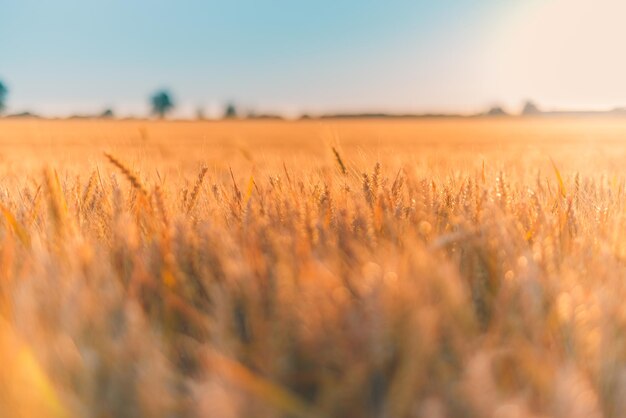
[2,117,626,174]
[1,118,626,417]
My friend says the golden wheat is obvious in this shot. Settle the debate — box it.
[0,118,625,418]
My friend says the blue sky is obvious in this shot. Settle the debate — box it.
[4,0,619,117]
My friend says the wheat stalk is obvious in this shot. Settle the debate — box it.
[103,152,148,197]
[187,165,208,213]
[332,147,347,175]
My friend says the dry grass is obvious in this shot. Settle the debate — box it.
[1,118,626,417]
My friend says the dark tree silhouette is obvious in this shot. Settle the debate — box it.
[196,106,205,120]
[150,90,174,118]
[522,101,541,116]
[100,108,114,119]
[223,102,237,119]
[0,81,8,115]
[486,106,508,116]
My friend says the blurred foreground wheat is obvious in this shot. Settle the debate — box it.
[0,119,626,417]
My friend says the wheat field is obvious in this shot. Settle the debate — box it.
[2,118,626,417]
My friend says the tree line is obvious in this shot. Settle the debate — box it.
[0,81,254,120]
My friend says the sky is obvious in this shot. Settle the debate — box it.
[1,0,626,117]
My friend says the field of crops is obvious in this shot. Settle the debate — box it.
[2,117,626,417]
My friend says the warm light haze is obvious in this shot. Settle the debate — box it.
[3,0,626,116]
[2,2,626,418]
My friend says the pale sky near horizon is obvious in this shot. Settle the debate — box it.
[1,0,626,117]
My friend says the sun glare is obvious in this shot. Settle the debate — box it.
[491,0,626,109]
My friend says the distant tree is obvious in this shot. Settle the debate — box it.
[223,102,237,119]
[150,90,175,118]
[7,111,39,119]
[0,81,8,115]
[246,112,283,120]
[196,106,205,120]
[486,106,508,116]
[100,108,114,119]
[521,101,541,116]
